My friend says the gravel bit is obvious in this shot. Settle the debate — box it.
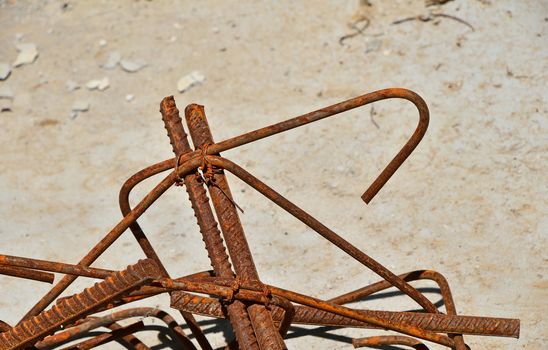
[13,43,38,67]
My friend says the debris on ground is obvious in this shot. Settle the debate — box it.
[102,51,121,69]
[98,39,107,47]
[85,77,110,91]
[120,59,147,73]
[365,38,382,53]
[65,80,80,92]
[0,100,12,112]
[71,100,90,113]
[339,16,370,46]
[177,71,205,93]
[426,0,454,6]
[13,43,38,67]
[0,86,14,112]
[0,86,14,100]
[393,12,475,32]
[125,94,134,102]
[0,63,11,80]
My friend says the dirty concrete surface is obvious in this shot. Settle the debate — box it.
[0,0,546,349]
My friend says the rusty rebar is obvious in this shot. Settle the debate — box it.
[0,259,161,350]
[206,155,439,314]
[1,90,520,349]
[326,269,466,349]
[36,308,195,350]
[58,321,145,350]
[160,96,260,350]
[185,103,285,350]
[352,335,430,349]
[0,254,114,279]
[0,264,54,284]
[103,322,150,350]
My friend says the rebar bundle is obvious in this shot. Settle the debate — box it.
[0,88,519,349]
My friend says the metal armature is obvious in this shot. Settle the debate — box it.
[0,88,519,349]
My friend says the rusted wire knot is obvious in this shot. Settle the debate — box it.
[195,145,245,214]
[223,275,242,304]
[196,144,221,186]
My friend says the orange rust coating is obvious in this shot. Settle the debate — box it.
[160,97,259,350]
[352,335,429,349]
[0,264,54,284]
[185,103,285,350]
[0,259,161,350]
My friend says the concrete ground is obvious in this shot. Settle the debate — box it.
[0,1,546,349]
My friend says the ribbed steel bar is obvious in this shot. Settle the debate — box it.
[0,259,161,350]
[326,270,466,349]
[167,277,519,338]
[160,96,260,350]
[185,103,285,350]
[161,278,455,348]
[117,117,212,350]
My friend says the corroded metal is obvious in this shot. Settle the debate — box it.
[0,259,161,350]
[0,89,520,349]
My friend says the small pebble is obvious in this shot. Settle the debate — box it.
[65,80,80,91]
[120,59,146,73]
[85,77,109,91]
[13,43,38,67]
[15,33,24,41]
[0,63,11,80]
[125,94,134,102]
[103,51,121,69]
[0,86,14,99]
[365,39,382,53]
[98,39,107,47]
[177,71,205,93]
[72,100,90,112]
[0,99,12,112]
[0,86,14,112]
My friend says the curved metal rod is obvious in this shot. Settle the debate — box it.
[327,269,466,350]
[118,88,429,209]
[103,321,150,350]
[211,87,429,204]
[352,335,430,349]
[205,155,438,314]
[20,157,201,323]
[58,321,146,350]
[36,308,196,350]
[117,155,214,350]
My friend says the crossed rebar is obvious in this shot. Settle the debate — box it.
[0,88,519,349]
